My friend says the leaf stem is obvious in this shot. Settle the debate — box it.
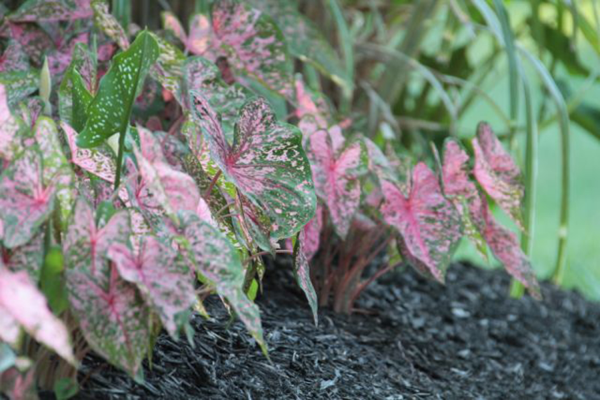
[203,170,222,200]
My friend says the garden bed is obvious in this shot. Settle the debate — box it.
[66,261,600,400]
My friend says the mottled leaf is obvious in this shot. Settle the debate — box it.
[8,0,92,22]
[0,268,76,365]
[309,130,367,238]
[34,117,75,229]
[91,0,129,50]
[0,83,22,161]
[293,234,318,325]
[77,30,158,148]
[62,122,117,182]
[0,40,30,73]
[2,232,44,283]
[150,33,186,103]
[64,199,149,378]
[191,92,316,239]
[473,122,524,230]
[381,163,462,282]
[179,211,266,353]
[0,149,55,249]
[299,203,323,261]
[108,236,196,338]
[0,70,38,109]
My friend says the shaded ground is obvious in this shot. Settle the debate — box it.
[66,261,600,399]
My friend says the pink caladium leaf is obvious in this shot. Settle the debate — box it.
[91,0,129,50]
[0,84,23,161]
[473,122,524,230]
[107,236,196,338]
[64,199,150,378]
[161,11,188,46]
[8,0,92,22]
[309,130,367,238]
[2,232,44,283]
[179,211,266,353]
[0,40,30,72]
[293,234,318,325]
[35,117,75,229]
[134,127,200,221]
[299,204,323,261]
[209,0,294,98]
[62,122,117,182]
[441,139,487,259]
[0,268,76,365]
[191,92,316,240]
[381,163,463,282]
[481,198,541,298]
[0,149,55,249]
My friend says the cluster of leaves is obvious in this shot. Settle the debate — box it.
[0,0,539,397]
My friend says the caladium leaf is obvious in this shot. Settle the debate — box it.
[161,12,187,45]
[0,268,76,365]
[0,70,38,110]
[191,92,315,239]
[0,149,55,249]
[0,40,30,73]
[441,139,487,259]
[64,199,150,378]
[8,0,92,22]
[107,236,196,338]
[209,0,294,98]
[473,122,524,230]
[293,234,318,325]
[381,163,462,282]
[309,130,367,238]
[63,122,118,182]
[34,117,75,229]
[134,127,200,222]
[150,34,186,103]
[179,211,266,353]
[481,198,541,298]
[299,203,323,261]
[2,232,44,283]
[91,0,129,50]
[0,83,23,161]
[77,30,159,148]
[6,22,54,65]
[248,0,351,92]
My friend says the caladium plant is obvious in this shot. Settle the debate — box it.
[0,0,544,396]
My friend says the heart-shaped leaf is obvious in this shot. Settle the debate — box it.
[179,211,266,353]
[64,199,149,378]
[309,129,367,238]
[0,83,23,161]
[108,236,196,338]
[381,163,462,282]
[473,122,524,230]
[0,267,76,365]
[0,149,55,249]
[441,139,487,258]
[77,30,159,148]
[190,92,315,239]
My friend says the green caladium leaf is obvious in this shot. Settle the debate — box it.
[34,117,75,229]
[150,33,185,102]
[0,71,39,109]
[190,92,316,240]
[64,199,150,379]
[77,31,159,148]
[179,211,266,354]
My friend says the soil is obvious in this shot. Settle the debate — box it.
[45,260,600,400]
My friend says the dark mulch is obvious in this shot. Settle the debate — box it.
[63,260,600,400]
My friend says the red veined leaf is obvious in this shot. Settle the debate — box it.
[309,129,367,238]
[0,267,76,365]
[0,83,22,161]
[0,149,55,249]
[294,77,330,128]
[64,199,150,378]
[179,211,266,354]
[107,235,196,338]
[91,0,129,50]
[209,0,294,98]
[293,235,318,325]
[190,92,316,240]
[134,127,200,221]
[481,197,541,298]
[381,163,463,282]
[473,122,524,230]
[441,139,487,259]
